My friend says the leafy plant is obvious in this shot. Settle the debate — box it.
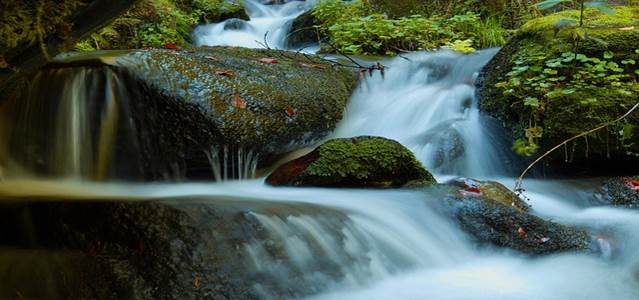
[535,0,613,26]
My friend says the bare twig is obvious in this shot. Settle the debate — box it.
[515,101,639,193]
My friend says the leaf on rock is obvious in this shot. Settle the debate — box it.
[233,95,247,110]
[624,179,639,192]
[300,63,325,69]
[215,70,235,77]
[285,106,298,117]
[517,227,528,239]
[259,58,279,64]
[163,43,178,50]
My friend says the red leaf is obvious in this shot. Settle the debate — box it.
[163,43,178,50]
[232,95,247,110]
[465,187,482,195]
[215,70,235,77]
[300,63,325,69]
[285,106,297,117]
[259,58,279,64]
[624,179,639,192]
[517,227,528,239]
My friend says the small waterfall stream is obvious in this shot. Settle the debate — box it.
[0,1,638,299]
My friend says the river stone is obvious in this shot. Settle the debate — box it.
[477,7,639,175]
[0,196,358,299]
[286,11,323,49]
[445,180,593,255]
[266,136,436,187]
[593,176,639,208]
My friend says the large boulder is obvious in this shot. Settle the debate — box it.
[445,178,594,255]
[593,176,639,208]
[266,136,436,187]
[0,47,357,180]
[0,195,363,299]
[286,11,323,49]
[477,7,639,175]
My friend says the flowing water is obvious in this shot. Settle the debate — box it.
[1,1,639,299]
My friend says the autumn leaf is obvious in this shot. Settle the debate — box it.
[285,106,297,117]
[193,275,201,289]
[233,95,247,110]
[163,43,178,50]
[464,187,482,195]
[259,58,279,64]
[300,63,325,69]
[538,237,550,244]
[624,179,639,192]
[517,227,528,239]
[215,70,235,77]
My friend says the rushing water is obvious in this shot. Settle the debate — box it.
[194,0,317,50]
[1,1,638,299]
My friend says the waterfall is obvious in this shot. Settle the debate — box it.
[334,49,514,178]
[0,67,134,180]
[205,146,260,181]
[194,0,317,50]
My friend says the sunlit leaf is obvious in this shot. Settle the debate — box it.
[535,0,573,10]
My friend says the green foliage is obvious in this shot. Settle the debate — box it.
[535,0,614,26]
[312,1,510,55]
[75,0,243,51]
[1,0,86,65]
[497,48,639,156]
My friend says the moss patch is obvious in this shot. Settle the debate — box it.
[266,136,435,187]
[477,6,639,173]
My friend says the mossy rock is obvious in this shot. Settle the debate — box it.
[119,46,357,165]
[445,182,594,255]
[593,176,639,208]
[477,7,639,174]
[266,136,436,187]
[286,10,323,49]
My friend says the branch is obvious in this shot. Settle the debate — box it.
[515,101,639,193]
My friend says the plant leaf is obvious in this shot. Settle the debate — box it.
[535,0,573,10]
[585,1,615,15]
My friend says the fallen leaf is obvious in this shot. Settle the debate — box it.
[205,56,217,61]
[232,95,247,110]
[624,179,639,192]
[163,43,178,50]
[517,227,528,239]
[285,106,297,117]
[464,187,482,195]
[215,70,235,77]
[300,63,325,69]
[259,58,279,64]
[193,275,201,289]
[538,237,550,244]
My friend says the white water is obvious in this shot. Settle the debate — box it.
[1,2,638,299]
[194,0,317,50]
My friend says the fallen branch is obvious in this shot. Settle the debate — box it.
[514,101,639,193]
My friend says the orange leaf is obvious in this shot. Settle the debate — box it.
[193,275,201,289]
[259,58,279,64]
[215,70,235,77]
[300,63,325,69]
[163,43,178,50]
[517,227,528,239]
[233,95,247,110]
[625,179,639,192]
[285,106,297,117]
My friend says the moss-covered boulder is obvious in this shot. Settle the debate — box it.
[593,176,639,208]
[122,47,356,161]
[266,136,436,187]
[444,179,594,255]
[477,7,639,174]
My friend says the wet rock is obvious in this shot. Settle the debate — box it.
[266,136,436,187]
[286,11,323,49]
[445,179,592,255]
[0,196,355,299]
[593,176,639,208]
[477,7,639,175]
[223,18,250,30]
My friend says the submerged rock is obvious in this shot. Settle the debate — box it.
[477,7,639,175]
[593,176,639,208]
[445,178,592,255]
[266,136,436,187]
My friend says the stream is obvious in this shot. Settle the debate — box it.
[0,0,638,299]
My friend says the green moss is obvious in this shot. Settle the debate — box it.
[302,137,435,187]
[119,46,357,160]
[478,6,639,169]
